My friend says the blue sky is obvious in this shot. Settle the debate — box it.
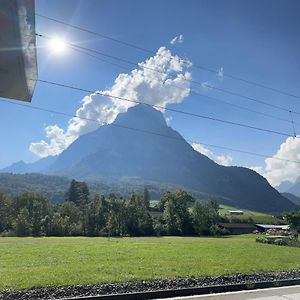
[1,0,300,186]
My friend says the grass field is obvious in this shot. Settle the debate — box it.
[0,235,300,290]
[219,205,283,224]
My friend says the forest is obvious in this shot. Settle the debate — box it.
[1,179,299,237]
[0,179,223,237]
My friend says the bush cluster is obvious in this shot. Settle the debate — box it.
[256,234,300,248]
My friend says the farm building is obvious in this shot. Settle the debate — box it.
[255,224,290,233]
[228,210,244,216]
[218,223,256,235]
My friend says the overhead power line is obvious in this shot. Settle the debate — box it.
[36,32,300,118]
[68,43,300,128]
[36,78,293,138]
[1,97,299,165]
[36,13,300,100]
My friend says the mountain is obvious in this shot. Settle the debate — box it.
[0,173,69,202]
[282,192,300,206]
[276,180,294,193]
[276,176,300,197]
[0,156,57,174]
[0,172,235,205]
[286,176,300,197]
[44,104,296,213]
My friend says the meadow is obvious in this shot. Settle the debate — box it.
[218,205,283,224]
[1,235,300,290]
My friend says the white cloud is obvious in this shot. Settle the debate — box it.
[191,143,233,166]
[252,136,300,187]
[218,67,224,80]
[29,125,75,157]
[170,34,184,45]
[30,47,192,158]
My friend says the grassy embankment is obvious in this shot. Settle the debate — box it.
[150,201,283,224]
[1,235,300,290]
[219,205,284,224]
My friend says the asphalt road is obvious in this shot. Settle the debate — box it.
[162,285,300,299]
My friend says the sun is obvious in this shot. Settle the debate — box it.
[48,37,67,54]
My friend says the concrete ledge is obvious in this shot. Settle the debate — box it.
[162,285,300,299]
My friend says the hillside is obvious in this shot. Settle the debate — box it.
[0,172,239,205]
[0,156,56,174]
[1,105,296,213]
[44,104,295,213]
[281,192,300,206]
[0,173,70,202]
[286,176,300,197]
[276,177,300,198]
[219,205,284,224]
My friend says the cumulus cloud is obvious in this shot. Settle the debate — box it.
[30,125,76,157]
[191,143,233,166]
[30,47,192,157]
[170,34,184,45]
[252,136,300,187]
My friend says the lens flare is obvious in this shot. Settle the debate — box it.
[48,37,67,54]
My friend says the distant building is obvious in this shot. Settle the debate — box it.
[218,223,256,235]
[255,224,290,233]
[228,210,244,216]
[0,0,37,101]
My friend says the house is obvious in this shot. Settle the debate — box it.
[218,223,256,235]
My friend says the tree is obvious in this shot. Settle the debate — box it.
[0,193,13,233]
[65,179,90,207]
[106,198,127,236]
[13,208,32,236]
[126,193,153,236]
[49,213,69,236]
[192,201,219,235]
[161,190,193,235]
[42,215,51,236]
[80,182,90,206]
[89,195,109,236]
[32,201,43,236]
[12,192,49,236]
[143,187,150,209]
[207,199,219,213]
[59,201,83,236]
[284,211,300,233]
[60,202,82,224]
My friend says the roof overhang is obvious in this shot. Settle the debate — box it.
[0,0,37,102]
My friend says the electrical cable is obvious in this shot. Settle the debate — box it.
[1,97,299,164]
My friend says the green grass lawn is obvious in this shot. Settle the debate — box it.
[219,205,283,224]
[0,235,300,290]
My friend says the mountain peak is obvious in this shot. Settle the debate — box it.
[114,104,167,131]
[43,103,297,213]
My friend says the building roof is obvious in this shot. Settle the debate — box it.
[219,223,256,229]
[255,224,290,230]
[0,0,37,102]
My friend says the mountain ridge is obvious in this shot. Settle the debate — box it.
[1,104,296,213]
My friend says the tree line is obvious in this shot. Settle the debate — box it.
[0,179,224,237]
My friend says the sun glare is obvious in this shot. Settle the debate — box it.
[48,37,67,54]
